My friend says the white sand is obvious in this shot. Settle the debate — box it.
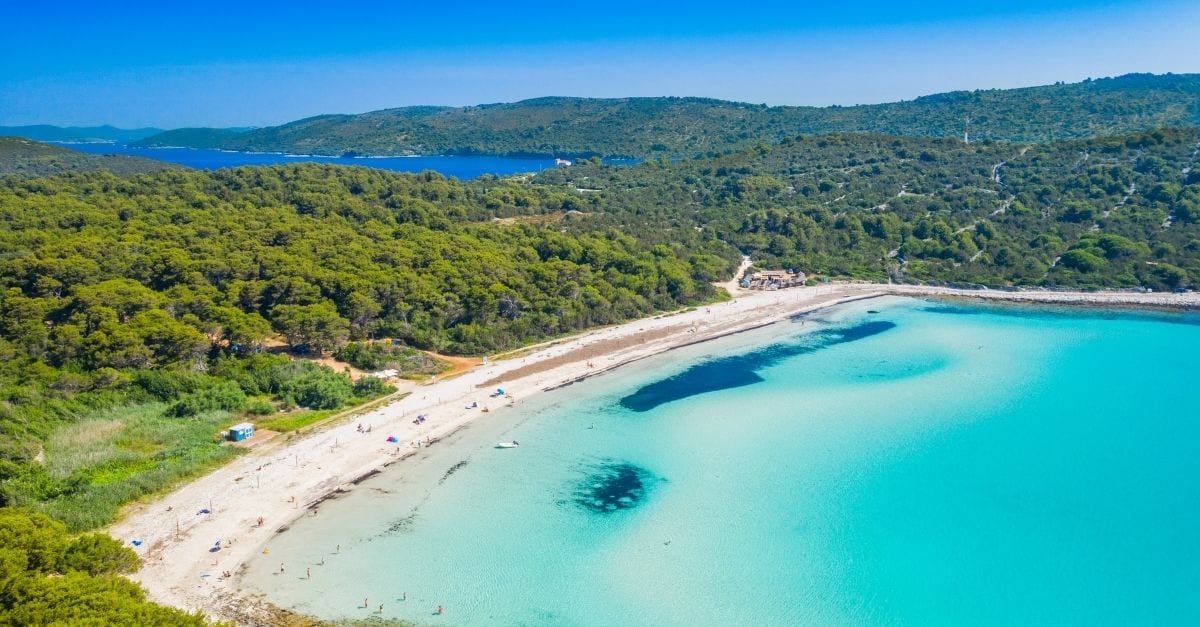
[107,283,1198,623]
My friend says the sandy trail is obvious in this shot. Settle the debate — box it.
[108,283,1198,624]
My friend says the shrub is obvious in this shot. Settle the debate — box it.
[290,371,352,410]
[167,381,246,417]
[133,370,211,401]
[0,510,206,626]
[243,398,275,416]
[0,509,69,573]
[334,341,448,375]
[352,376,391,398]
[1058,249,1106,273]
[60,533,139,576]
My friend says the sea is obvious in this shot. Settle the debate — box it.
[57,142,558,179]
[238,296,1200,625]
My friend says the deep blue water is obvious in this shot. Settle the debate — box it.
[619,319,896,411]
[56,142,556,179]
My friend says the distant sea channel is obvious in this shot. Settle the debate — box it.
[57,142,562,179]
[239,296,1200,625]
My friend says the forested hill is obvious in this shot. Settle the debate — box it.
[0,137,177,177]
[0,124,163,143]
[533,128,1200,289]
[134,73,1200,158]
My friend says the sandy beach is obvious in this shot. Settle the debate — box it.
[107,283,1199,624]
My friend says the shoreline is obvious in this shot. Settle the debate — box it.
[106,284,1198,624]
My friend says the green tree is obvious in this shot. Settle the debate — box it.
[271,303,350,355]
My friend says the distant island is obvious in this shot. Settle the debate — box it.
[0,124,164,144]
[0,136,178,177]
[131,73,1200,158]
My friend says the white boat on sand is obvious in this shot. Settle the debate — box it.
[496,441,520,449]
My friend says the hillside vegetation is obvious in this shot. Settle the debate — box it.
[0,137,176,177]
[536,128,1200,289]
[135,74,1200,158]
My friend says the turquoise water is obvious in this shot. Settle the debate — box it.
[240,297,1200,625]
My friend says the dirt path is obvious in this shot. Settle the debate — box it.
[714,255,753,297]
[424,352,482,379]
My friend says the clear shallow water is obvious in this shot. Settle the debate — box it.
[55,143,555,178]
[241,297,1200,625]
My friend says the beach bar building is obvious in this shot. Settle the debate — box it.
[227,422,255,442]
[740,269,807,290]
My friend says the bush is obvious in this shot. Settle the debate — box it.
[60,533,139,576]
[334,341,449,375]
[352,376,391,398]
[1058,249,1106,273]
[167,381,246,417]
[207,353,289,396]
[290,371,352,410]
[0,512,207,627]
[0,509,69,573]
[243,398,275,416]
[1,571,208,626]
[133,370,211,401]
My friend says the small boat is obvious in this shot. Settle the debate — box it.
[496,441,520,449]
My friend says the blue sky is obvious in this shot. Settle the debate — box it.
[1,0,1197,128]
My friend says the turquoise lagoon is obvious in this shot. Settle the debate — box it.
[240,297,1200,625]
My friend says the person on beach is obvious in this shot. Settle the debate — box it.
[379,604,384,613]
[336,544,340,553]
[307,567,311,579]
[438,605,444,615]
[279,563,284,573]
[363,597,369,608]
